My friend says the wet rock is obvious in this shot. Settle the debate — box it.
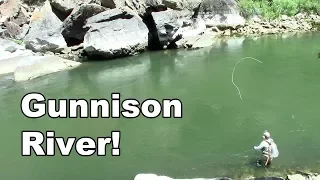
[83,7,148,59]
[61,4,106,45]
[24,1,67,53]
[185,35,214,49]
[13,55,81,82]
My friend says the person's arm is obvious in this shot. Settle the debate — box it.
[254,141,265,150]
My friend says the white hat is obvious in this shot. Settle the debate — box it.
[263,131,271,138]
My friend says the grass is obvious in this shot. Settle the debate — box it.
[238,0,320,19]
[10,38,24,45]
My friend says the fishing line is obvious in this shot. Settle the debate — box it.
[232,57,263,99]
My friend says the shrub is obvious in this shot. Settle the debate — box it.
[238,0,320,19]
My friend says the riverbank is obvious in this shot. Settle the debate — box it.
[0,0,320,82]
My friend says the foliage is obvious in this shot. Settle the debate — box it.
[10,38,24,45]
[238,0,320,19]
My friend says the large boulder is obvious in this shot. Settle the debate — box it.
[100,0,163,16]
[83,7,149,59]
[61,4,106,45]
[13,55,81,82]
[24,1,67,53]
[201,0,245,29]
[148,9,183,48]
[49,0,102,17]
[99,0,201,16]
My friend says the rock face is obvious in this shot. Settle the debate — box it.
[24,1,67,53]
[83,7,149,59]
[99,0,201,16]
[149,9,182,48]
[61,4,106,45]
[13,55,81,82]
[49,0,78,15]
[49,0,102,18]
[202,0,245,29]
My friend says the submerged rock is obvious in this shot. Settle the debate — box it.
[24,1,67,53]
[83,7,148,59]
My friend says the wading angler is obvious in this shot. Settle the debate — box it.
[21,93,183,118]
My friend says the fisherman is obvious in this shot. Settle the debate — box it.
[254,130,279,167]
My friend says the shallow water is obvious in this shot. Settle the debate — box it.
[0,32,320,180]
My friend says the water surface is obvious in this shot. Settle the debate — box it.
[0,32,320,180]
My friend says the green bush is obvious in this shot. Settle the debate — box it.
[238,0,320,19]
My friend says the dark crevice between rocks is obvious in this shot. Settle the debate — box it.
[90,12,134,24]
[142,6,168,51]
[65,37,84,47]
[62,25,90,47]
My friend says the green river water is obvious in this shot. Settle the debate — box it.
[0,32,320,180]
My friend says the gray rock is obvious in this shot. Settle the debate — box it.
[83,7,148,58]
[163,0,183,10]
[178,35,213,49]
[281,21,299,30]
[11,7,29,26]
[3,21,21,38]
[0,38,25,53]
[287,174,307,180]
[0,54,44,75]
[150,9,182,47]
[50,0,101,16]
[202,0,245,29]
[13,55,81,82]
[61,4,106,42]
[254,178,284,180]
[100,0,195,16]
[24,1,67,53]
[100,0,125,8]
[205,14,245,30]
[50,0,77,15]
[16,24,30,40]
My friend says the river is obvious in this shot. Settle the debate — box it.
[0,32,320,180]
